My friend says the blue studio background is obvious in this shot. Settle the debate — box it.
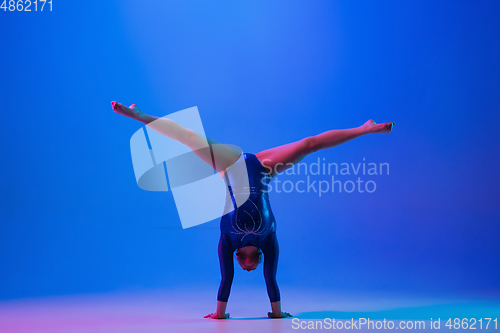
[1,0,499,301]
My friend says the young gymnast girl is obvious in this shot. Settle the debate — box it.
[111,101,394,319]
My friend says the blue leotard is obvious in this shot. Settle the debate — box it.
[217,153,280,302]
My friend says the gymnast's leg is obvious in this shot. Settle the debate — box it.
[255,119,394,318]
[256,119,395,178]
[111,102,240,171]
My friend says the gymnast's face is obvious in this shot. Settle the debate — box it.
[238,259,258,272]
[236,248,262,272]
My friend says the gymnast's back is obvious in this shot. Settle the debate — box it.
[220,153,277,250]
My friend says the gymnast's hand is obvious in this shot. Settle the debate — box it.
[268,311,292,318]
[204,312,230,319]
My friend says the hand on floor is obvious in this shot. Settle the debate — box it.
[268,311,292,318]
[204,312,230,319]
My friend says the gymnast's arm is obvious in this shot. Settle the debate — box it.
[205,234,234,319]
[262,232,292,318]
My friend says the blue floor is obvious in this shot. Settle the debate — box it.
[0,287,498,333]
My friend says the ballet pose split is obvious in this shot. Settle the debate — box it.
[111,101,394,319]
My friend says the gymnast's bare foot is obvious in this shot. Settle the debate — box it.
[362,119,395,134]
[111,101,145,120]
